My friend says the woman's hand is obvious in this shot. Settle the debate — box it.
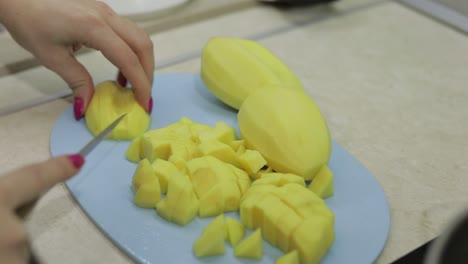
[0,154,84,264]
[0,0,154,119]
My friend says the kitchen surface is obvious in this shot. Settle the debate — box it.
[1,0,468,263]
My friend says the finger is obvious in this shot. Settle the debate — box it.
[0,207,29,264]
[95,2,154,87]
[0,154,84,209]
[99,2,154,86]
[0,207,27,247]
[38,47,94,120]
[84,21,151,112]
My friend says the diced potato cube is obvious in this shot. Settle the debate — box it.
[197,121,237,143]
[178,116,194,125]
[170,141,193,161]
[275,250,299,264]
[190,168,217,199]
[228,140,245,152]
[230,167,251,196]
[126,136,142,162]
[238,149,267,176]
[225,217,245,247]
[156,175,199,226]
[168,154,187,172]
[142,136,172,162]
[252,166,273,180]
[254,173,305,187]
[280,184,333,221]
[215,121,237,142]
[197,140,240,167]
[152,159,180,194]
[236,144,246,155]
[290,216,334,264]
[132,159,157,191]
[133,179,161,208]
[262,199,285,247]
[275,208,302,252]
[220,180,241,212]
[193,214,226,257]
[308,164,334,199]
[234,229,263,260]
[198,185,224,217]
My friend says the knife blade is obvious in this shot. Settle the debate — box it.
[78,113,127,156]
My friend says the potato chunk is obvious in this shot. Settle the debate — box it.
[85,81,150,140]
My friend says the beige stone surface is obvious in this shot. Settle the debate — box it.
[0,0,467,263]
[0,0,257,75]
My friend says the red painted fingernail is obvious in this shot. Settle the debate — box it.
[73,97,84,121]
[67,154,85,169]
[148,97,153,114]
[117,72,127,87]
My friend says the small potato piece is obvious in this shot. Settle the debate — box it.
[133,179,161,208]
[275,250,299,264]
[85,81,150,140]
[193,214,226,257]
[234,229,263,260]
[238,149,267,176]
[308,165,334,199]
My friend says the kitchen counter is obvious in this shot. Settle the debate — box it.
[0,0,256,76]
[0,0,467,263]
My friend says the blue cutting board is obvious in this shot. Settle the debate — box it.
[50,73,390,264]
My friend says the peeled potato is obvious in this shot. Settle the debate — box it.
[201,37,304,109]
[238,88,331,180]
[85,81,150,140]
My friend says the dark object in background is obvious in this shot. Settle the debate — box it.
[392,207,468,264]
[424,207,468,264]
[392,239,433,264]
[258,0,339,6]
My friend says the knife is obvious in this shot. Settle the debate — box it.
[78,113,127,156]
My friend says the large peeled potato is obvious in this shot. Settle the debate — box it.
[238,88,331,180]
[85,81,150,140]
[201,37,304,109]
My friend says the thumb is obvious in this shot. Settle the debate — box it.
[0,154,85,209]
[40,48,94,120]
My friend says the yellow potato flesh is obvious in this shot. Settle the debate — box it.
[126,136,142,162]
[253,172,306,187]
[290,217,335,264]
[132,159,157,191]
[187,156,244,215]
[201,37,304,109]
[225,217,245,247]
[85,81,150,140]
[151,159,180,194]
[309,164,334,199]
[234,229,263,260]
[238,149,267,176]
[238,88,331,180]
[193,214,225,257]
[127,117,334,263]
[197,140,240,168]
[155,175,199,226]
[133,179,161,208]
[240,183,334,264]
[275,250,299,264]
